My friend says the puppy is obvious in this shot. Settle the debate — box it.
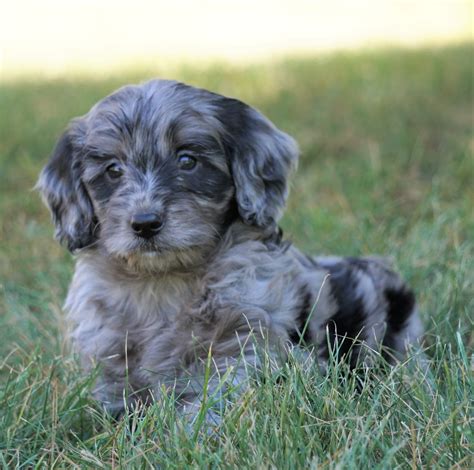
[37,80,423,416]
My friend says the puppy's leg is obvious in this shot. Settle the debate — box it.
[142,301,282,426]
[314,256,423,367]
[70,317,153,417]
[177,345,264,427]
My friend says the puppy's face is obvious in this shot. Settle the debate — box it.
[76,83,236,271]
[38,80,298,272]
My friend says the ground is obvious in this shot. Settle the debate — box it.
[0,44,472,468]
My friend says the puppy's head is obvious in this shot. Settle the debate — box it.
[37,80,298,271]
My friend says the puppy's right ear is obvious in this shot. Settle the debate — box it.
[36,124,96,252]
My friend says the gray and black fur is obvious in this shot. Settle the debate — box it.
[37,80,423,416]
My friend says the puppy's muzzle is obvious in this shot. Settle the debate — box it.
[130,213,163,239]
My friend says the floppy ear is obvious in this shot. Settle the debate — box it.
[36,123,97,252]
[220,99,299,227]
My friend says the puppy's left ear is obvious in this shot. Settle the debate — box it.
[220,99,299,227]
[36,121,97,252]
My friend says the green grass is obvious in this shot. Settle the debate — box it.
[1,44,473,468]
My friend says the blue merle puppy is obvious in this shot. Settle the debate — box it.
[37,80,423,417]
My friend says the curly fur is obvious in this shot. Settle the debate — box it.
[37,80,423,416]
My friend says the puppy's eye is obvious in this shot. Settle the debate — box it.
[106,163,124,180]
[177,155,197,171]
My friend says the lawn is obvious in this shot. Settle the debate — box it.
[0,44,472,468]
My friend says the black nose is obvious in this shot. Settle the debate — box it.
[130,213,163,239]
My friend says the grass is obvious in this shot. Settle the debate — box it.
[0,43,473,468]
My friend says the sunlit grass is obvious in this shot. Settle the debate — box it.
[2,1,472,79]
[0,43,472,467]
